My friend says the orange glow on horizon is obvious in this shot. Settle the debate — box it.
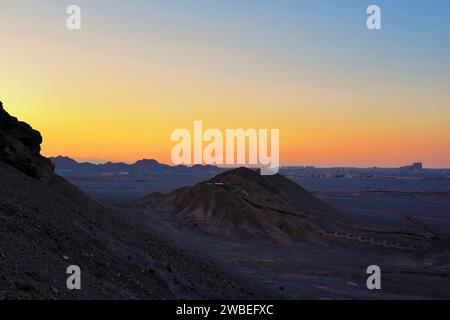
[1,3,449,168]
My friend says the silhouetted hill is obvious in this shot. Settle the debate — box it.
[0,102,53,179]
[51,155,79,168]
[142,167,349,243]
[0,101,271,299]
[50,156,224,176]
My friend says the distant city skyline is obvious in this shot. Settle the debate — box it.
[1,1,449,168]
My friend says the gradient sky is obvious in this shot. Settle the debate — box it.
[1,0,449,167]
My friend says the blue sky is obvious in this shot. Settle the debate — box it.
[1,1,449,167]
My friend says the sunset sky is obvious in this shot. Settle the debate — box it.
[1,0,449,167]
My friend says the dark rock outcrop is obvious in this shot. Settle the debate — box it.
[0,101,54,179]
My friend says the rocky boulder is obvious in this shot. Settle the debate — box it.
[0,101,54,179]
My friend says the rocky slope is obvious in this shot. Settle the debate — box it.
[0,101,272,299]
[141,167,350,243]
[0,102,53,179]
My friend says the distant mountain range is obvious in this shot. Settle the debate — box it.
[50,156,224,176]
